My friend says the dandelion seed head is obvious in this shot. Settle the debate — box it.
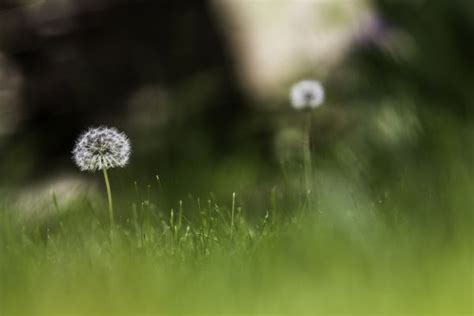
[290,80,325,110]
[72,126,131,172]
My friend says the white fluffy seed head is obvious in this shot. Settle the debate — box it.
[290,80,325,110]
[72,126,131,172]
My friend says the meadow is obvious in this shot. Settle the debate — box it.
[0,112,472,315]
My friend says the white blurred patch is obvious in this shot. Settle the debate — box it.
[211,0,372,102]
[290,79,325,110]
[15,174,98,222]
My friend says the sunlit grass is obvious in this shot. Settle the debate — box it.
[1,180,472,315]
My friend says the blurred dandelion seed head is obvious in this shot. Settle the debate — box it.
[72,126,131,172]
[290,80,325,110]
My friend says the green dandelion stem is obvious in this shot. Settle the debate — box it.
[102,166,115,228]
[231,192,236,239]
[303,112,312,197]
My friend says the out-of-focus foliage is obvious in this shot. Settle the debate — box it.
[320,0,474,207]
[337,0,473,117]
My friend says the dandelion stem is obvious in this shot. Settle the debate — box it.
[230,192,236,239]
[303,111,313,198]
[102,166,115,228]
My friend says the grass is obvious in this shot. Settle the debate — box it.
[0,118,473,315]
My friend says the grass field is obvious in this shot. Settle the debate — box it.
[0,119,472,316]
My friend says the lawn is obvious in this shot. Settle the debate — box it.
[1,119,472,315]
